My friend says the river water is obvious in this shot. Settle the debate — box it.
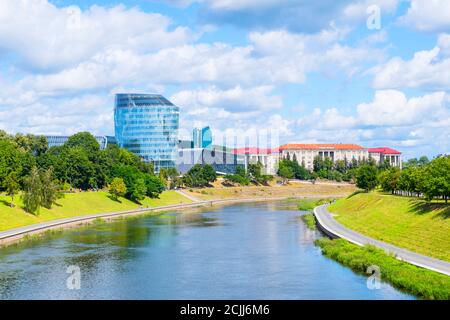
[0,201,413,299]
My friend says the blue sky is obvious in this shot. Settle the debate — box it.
[0,0,449,159]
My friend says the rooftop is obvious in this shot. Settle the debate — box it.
[279,143,365,151]
[368,147,401,155]
[233,147,280,154]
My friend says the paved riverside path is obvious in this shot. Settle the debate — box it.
[314,204,450,276]
[175,189,201,202]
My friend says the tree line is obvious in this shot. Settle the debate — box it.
[278,155,380,182]
[0,131,165,214]
[377,156,450,202]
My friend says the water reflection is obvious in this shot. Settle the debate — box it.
[0,201,414,300]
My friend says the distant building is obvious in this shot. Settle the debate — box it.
[368,147,402,168]
[178,139,193,149]
[279,144,368,170]
[233,147,280,175]
[46,135,116,150]
[177,145,245,174]
[192,126,212,148]
[114,93,179,172]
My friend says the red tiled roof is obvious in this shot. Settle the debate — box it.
[233,147,279,155]
[368,147,401,155]
[279,143,364,151]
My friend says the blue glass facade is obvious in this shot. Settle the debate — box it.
[114,93,179,171]
[46,135,115,150]
[193,126,212,148]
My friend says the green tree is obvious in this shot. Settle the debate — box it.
[22,167,42,215]
[5,172,20,207]
[378,167,401,194]
[356,165,378,192]
[109,177,127,201]
[422,157,450,202]
[130,178,147,202]
[63,147,95,190]
[278,165,294,180]
[144,174,165,198]
[40,167,60,209]
[202,164,217,184]
[64,132,100,156]
[0,140,22,191]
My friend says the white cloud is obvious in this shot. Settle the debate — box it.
[294,90,450,158]
[399,0,450,32]
[0,94,113,136]
[20,27,382,96]
[0,0,192,71]
[356,90,446,126]
[371,42,450,89]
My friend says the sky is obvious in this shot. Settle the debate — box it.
[0,0,449,159]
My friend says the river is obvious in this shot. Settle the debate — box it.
[0,201,414,299]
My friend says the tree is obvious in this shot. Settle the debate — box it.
[422,157,450,202]
[112,164,147,202]
[40,167,60,209]
[182,164,216,188]
[201,164,217,184]
[109,177,127,201]
[356,165,378,192]
[22,167,42,215]
[14,134,48,156]
[62,147,95,190]
[0,140,22,191]
[378,167,400,194]
[64,132,100,156]
[130,178,147,202]
[144,174,164,198]
[5,173,20,207]
[278,166,294,180]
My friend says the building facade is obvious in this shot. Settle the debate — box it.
[279,144,368,170]
[46,135,116,150]
[233,147,280,175]
[192,126,213,148]
[177,145,245,174]
[114,93,179,171]
[368,147,402,168]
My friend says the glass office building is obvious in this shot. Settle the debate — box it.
[46,135,116,150]
[114,93,179,171]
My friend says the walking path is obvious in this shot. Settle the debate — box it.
[314,204,450,276]
[175,189,201,202]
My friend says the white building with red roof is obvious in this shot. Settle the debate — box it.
[279,143,368,170]
[233,147,280,175]
[368,147,402,168]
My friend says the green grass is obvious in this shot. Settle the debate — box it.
[297,198,335,211]
[300,213,317,230]
[329,192,450,261]
[316,238,450,300]
[0,191,192,232]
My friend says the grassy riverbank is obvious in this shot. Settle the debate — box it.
[316,238,450,300]
[0,191,192,232]
[329,192,450,261]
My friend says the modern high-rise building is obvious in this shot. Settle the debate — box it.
[114,93,180,171]
[192,126,212,148]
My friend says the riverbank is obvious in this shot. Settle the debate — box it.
[329,192,450,261]
[185,180,356,200]
[316,238,450,300]
[0,194,325,247]
[0,191,192,232]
